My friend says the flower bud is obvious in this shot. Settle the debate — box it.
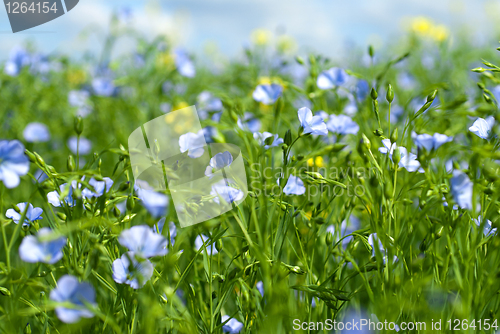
[386,84,394,103]
[295,56,305,65]
[361,134,371,150]
[370,87,378,100]
[127,196,135,211]
[216,239,223,252]
[67,155,76,172]
[373,128,383,136]
[24,323,32,334]
[34,152,45,167]
[368,45,374,58]
[426,90,437,102]
[0,286,11,296]
[25,149,37,163]
[56,212,67,221]
[74,116,84,135]
[284,129,292,146]
[390,128,398,143]
[281,144,288,151]
[392,147,401,165]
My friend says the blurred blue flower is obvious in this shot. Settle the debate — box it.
[253,132,284,149]
[355,80,370,100]
[23,123,50,143]
[81,177,114,199]
[368,233,397,264]
[174,49,196,78]
[205,151,233,177]
[179,130,206,158]
[390,105,405,124]
[326,215,360,248]
[203,126,218,143]
[210,179,244,204]
[469,116,494,139]
[316,67,348,90]
[112,251,154,289]
[256,281,264,297]
[4,46,30,76]
[252,84,283,105]
[136,188,169,218]
[283,175,306,195]
[197,91,223,119]
[195,234,218,255]
[0,140,30,189]
[67,136,92,155]
[237,112,261,132]
[152,218,177,246]
[222,315,243,333]
[298,107,328,136]
[450,170,473,210]
[474,216,497,237]
[6,202,43,226]
[50,275,96,323]
[119,225,168,258]
[68,90,92,117]
[19,227,66,264]
[397,72,417,91]
[47,182,78,207]
[92,77,115,97]
[34,169,48,183]
[412,132,453,151]
[117,6,133,23]
[326,114,359,135]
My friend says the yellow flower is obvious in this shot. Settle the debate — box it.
[430,25,449,42]
[67,69,86,86]
[411,17,432,35]
[307,156,325,168]
[277,35,297,54]
[251,29,271,46]
[173,101,189,111]
[156,52,174,68]
[257,76,285,86]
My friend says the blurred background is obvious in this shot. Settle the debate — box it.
[0,0,499,60]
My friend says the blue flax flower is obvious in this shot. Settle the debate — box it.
[252,84,283,105]
[119,225,168,258]
[379,139,421,172]
[205,151,233,177]
[316,67,348,90]
[237,112,261,132]
[179,130,206,158]
[195,234,218,255]
[450,170,473,210]
[92,77,115,97]
[152,218,177,246]
[112,251,154,289]
[197,91,223,119]
[474,216,497,237]
[19,227,66,264]
[6,202,43,226]
[47,182,78,207]
[81,177,114,199]
[23,123,50,143]
[50,275,96,323]
[210,179,244,204]
[4,46,30,76]
[469,116,494,139]
[67,136,92,155]
[253,132,284,149]
[326,114,359,135]
[174,49,196,78]
[412,132,453,151]
[256,281,264,297]
[136,188,169,218]
[283,175,306,195]
[0,140,30,189]
[222,315,244,333]
[298,107,328,136]
[68,90,92,117]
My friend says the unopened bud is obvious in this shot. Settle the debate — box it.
[373,128,383,136]
[390,128,398,143]
[370,87,378,100]
[426,90,437,102]
[74,116,83,135]
[25,149,36,163]
[361,134,371,150]
[392,147,401,165]
[67,155,75,172]
[284,129,292,146]
[386,84,394,103]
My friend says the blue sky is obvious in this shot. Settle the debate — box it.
[0,0,498,60]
